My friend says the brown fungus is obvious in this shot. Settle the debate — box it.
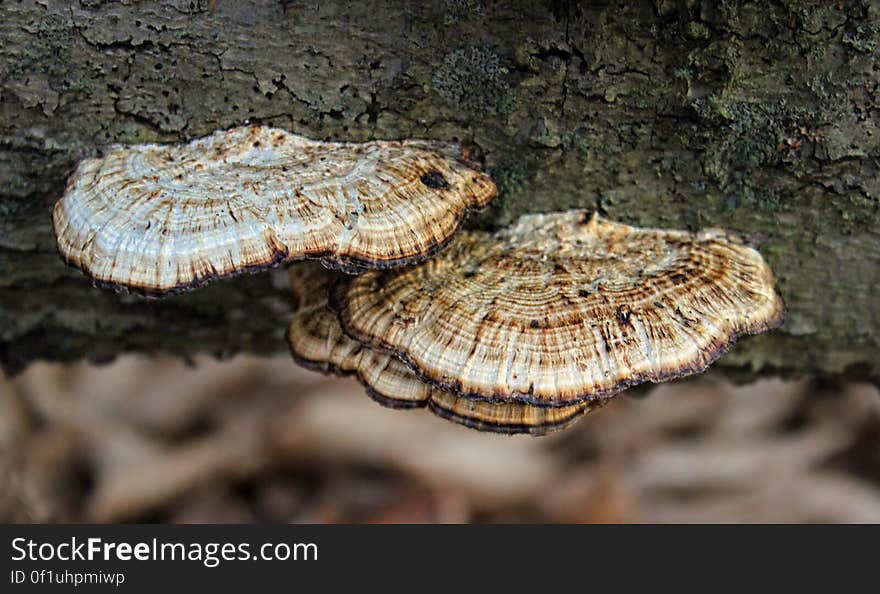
[330,211,786,407]
[52,125,496,294]
[287,264,597,435]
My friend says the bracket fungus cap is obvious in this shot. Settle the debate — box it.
[287,264,595,435]
[330,210,786,407]
[53,125,496,294]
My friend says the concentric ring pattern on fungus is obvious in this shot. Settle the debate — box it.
[330,211,786,407]
[53,125,496,294]
[287,264,596,435]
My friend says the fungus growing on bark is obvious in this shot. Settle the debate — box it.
[52,125,496,294]
[331,211,786,407]
[287,264,597,435]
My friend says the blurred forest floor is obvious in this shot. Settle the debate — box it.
[1,354,879,523]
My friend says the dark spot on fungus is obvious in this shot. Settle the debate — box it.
[530,320,541,329]
[420,170,450,190]
[578,289,590,297]
[670,273,689,285]
[617,305,632,325]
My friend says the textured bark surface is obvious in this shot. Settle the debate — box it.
[1,0,878,382]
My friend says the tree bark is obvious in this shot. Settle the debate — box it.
[1,0,878,382]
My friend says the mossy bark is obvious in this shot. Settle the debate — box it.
[1,1,878,382]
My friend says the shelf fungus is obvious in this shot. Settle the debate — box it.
[52,125,496,294]
[287,264,597,435]
[330,210,786,407]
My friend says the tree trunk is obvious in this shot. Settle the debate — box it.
[2,0,878,383]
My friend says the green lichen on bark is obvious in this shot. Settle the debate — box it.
[432,45,513,116]
[1,0,878,384]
